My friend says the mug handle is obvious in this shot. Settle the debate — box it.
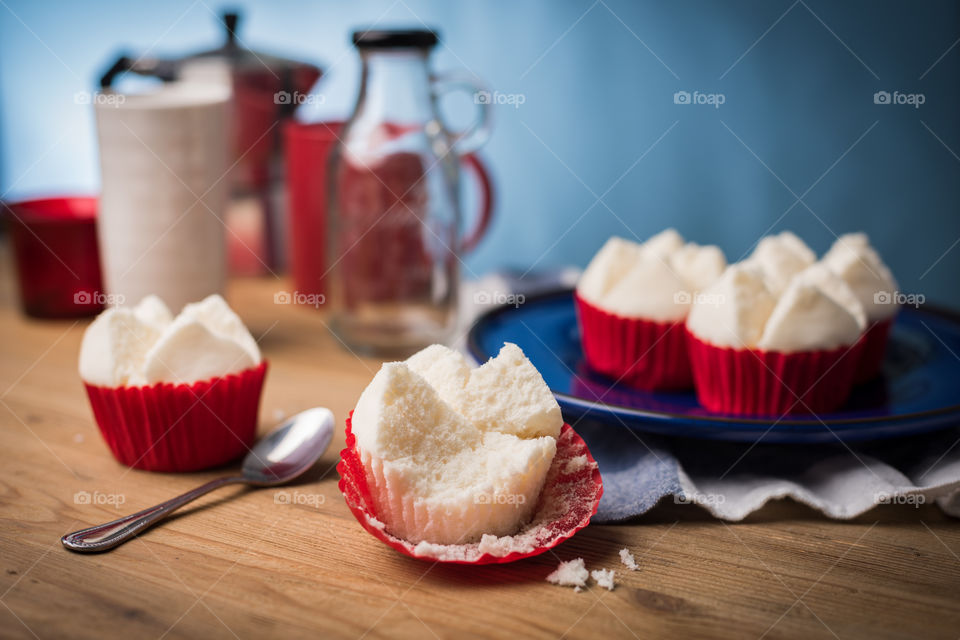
[459,153,494,254]
[431,71,495,253]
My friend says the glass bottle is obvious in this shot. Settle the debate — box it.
[326,29,492,355]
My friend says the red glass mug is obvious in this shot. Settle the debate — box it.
[3,196,104,318]
[284,120,493,305]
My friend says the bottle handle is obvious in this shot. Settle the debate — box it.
[431,71,494,253]
[431,71,493,155]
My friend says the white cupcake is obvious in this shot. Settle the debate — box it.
[686,260,866,415]
[822,233,899,381]
[747,230,816,295]
[575,230,725,390]
[79,295,267,471]
[349,343,562,545]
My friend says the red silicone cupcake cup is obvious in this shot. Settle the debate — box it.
[686,331,863,416]
[575,293,692,390]
[84,362,268,472]
[337,413,603,565]
[854,318,894,383]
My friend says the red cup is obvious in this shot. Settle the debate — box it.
[3,196,104,318]
[285,121,342,302]
[284,120,495,305]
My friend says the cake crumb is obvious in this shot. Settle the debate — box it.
[562,455,590,474]
[546,558,589,589]
[619,548,638,570]
[413,540,470,561]
[477,533,535,556]
[591,568,616,591]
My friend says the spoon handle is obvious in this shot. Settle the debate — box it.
[62,475,244,553]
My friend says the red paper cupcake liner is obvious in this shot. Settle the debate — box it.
[854,318,894,383]
[686,331,862,416]
[337,412,603,564]
[575,293,692,391]
[84,362,268,472]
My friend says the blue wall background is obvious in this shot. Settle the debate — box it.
[2,0,959,305]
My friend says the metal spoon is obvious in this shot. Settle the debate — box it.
[62,407,336,553]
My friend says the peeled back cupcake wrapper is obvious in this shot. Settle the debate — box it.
[358,448,542,544]
[686,332,863,416]
[337,413,604,564]
[575,293,692,391]
[84,361,268,472]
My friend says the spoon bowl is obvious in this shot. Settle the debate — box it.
[243,407,336,485]
[62,407,335,553]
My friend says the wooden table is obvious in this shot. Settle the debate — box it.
[1,273,958,640]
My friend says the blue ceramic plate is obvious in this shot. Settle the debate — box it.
[466,289,960,443]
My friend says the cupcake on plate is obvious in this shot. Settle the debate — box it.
[822,233,899,381]
[747,231,816,294]
[79,294,267,471]
[575,229,725,390]
[686,260,866,415]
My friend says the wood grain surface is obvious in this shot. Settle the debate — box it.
[1,272,958,640]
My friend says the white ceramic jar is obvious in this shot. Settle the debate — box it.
[94,82,231,312]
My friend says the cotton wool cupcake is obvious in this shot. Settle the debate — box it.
[822,233,899,381]
[79,294,267,471]
[575,229,726,390]
[348,343,563,546]
[685,259,866,415]
[747,231,816,295]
